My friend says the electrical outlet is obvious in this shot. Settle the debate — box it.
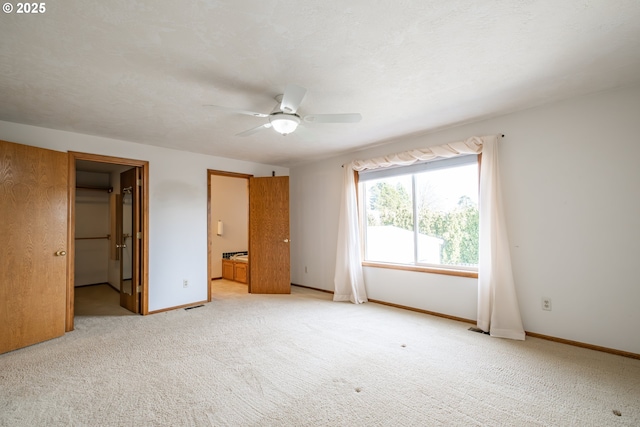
[542,297,552,311]
[183,279,188,288]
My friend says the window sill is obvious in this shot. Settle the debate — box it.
[362,261,478,279]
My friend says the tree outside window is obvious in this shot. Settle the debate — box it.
[361,159,478,270]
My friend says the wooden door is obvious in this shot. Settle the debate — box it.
[119,167,140,313]
[249,176,290,294]
[0,140,68,354]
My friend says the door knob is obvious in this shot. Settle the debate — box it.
[284,239,290,243]
[55,250,67,256]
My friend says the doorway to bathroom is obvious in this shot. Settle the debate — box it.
[208,170,251,298]
[208,170,290,299]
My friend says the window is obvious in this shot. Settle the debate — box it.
[359,155,479,274]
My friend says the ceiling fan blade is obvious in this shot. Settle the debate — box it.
[235,123,272,137]
[280,84,307,114]
[303,113,362,123]
[204,105,269,118]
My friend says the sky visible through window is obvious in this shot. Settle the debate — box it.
[417,163,478,212]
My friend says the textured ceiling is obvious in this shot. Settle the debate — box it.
[1,1,640,167]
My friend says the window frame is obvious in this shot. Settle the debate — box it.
[357,154,480,279]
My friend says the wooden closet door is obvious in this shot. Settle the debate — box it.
[0,140,68,354]
[119,167,140,313]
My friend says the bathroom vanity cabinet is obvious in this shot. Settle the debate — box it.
[222,259,247,284]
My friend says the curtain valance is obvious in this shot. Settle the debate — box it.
[350,136,484,171]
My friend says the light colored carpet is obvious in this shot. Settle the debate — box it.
[1,280,638,426]
[74,284,136,317]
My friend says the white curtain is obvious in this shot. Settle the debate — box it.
[334,135,525,340]
[477,138,525,340]
[333,164,368,303]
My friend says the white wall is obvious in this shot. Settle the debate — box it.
[75,171,110,286]
[290,83,640,354]
[210,174,249,277]
[0,121,288,312]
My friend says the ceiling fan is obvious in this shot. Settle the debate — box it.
[205,84,362,136]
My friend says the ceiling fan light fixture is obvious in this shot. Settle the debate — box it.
[269,113,300,135]
[208,85,362,137]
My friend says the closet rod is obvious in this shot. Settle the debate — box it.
[75,235,110,240]
[75,185,113,192]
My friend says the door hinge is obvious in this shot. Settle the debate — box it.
[137,179,142,187]
[137,285,142,293]
[137,232,142,239]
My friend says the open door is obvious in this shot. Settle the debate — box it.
[119,167,141,313]
[0,140,68,354]
[70,151,149,319]
[249,176,290,294]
